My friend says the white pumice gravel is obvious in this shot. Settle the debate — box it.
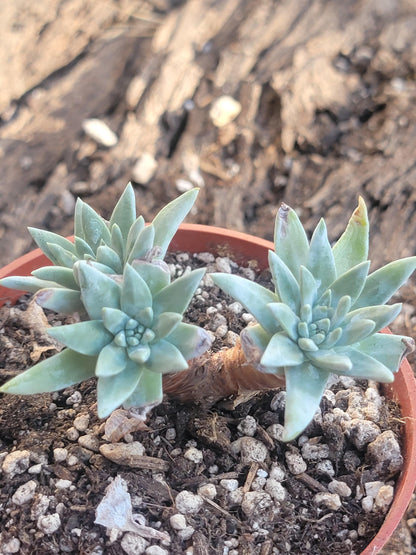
[184,447,203,464]
[238,437,269,463]
[241,491,273,516]
[314,492,342,511]
[1,538,21,554]
[145,546,169,555]
[2,450,30,476]
[120,532,149,555]
[73,413,90,431]
[169,513,187,531]
[37,513,61,534]
[197,483,217,499]
[237,415,257,436]
[53,447,68,462]
[78,433,100,452]
[366,430,403,475]
[11,479,37,505]
[328,480,352,498]
[285,450,307,475]
[175,491,204,514]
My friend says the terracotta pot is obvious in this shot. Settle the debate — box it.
[1,223,415,554]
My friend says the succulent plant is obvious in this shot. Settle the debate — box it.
[0,258,212,417]
[0,183,198,314]
[212,198,416,441]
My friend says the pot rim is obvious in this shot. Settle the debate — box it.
[0,222,415,554]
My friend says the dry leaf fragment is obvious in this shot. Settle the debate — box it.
[95,475,170,542]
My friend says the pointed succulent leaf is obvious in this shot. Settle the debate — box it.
[123,369,163,409]
[274,204,309,280]
[306,349,352,372]
[261,332,305,367]
[282,363,330,442]
[33,267,78,290]
[298,338,319,351]
[153,268,205,317]
[74,236,95,259]
[128,344,151,364]
[137,307,154,328]
[35,288,84,314]
[120,264,152,317]
[97,361,142,418]
[102,307,130,334]
[211,273,278,334]
[307,218,336,293]
[110,224,125,261]
[166,322,212,360]
[127,224,156,263]
[0,275,61,294]
[336,347,395,382]
[268,303,299,341]
[0,349,96,395]
[77,262,121,319]
[126,216,145,258]
[353,257,416,309]
[330,295,352,328]
[96,342,129,377]
[48,320,112,355]
[326,261,370,308]
[28,227,75,264]
[356,332,414,373]
[332,196,369,275]
[345,303,402,333]
[152,188,199,258]
[81,202,111,251]
[96,245,122,274]
[145,339,189,373]
[299,266,317,308]
[109,183,136,240]
[131,259,171,295]
[241,325,284,375]
[336,318,375,346]
[268,251,300,311]
[152,312,182,340]
[74,198,85,240]
[46,243,76,268]
[320,327,343,349]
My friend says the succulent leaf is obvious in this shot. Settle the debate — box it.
[353,257,416,308]
[123,369,163,409]
[46,243,76,268]
[28,227,76,263]
[109,183,136,240]
[33,267,78,290]
[77,262,121,319]
[126,216,145,258]
[74,236,95,259]
[307,218,336,293]
[356,333,414,373]
[48,320,112,355]
[102,307,131,334]
[299,266,317,308]
[81,202,111,251]
[131,259,171,296]
[274,204,309,280]
[210,273,279,334]
[345,304,402,333]
[96,245,122,274]
[261,333,305,367]
[35,288,85,314]
[327,261,370,308]
[110,224,125,261]
[96,343,128,377]
[152,312,182,340]
[332,196,369,275]
[335,319,375,346]
[283,363,330,442]
[145,339,189,373]
[97,361,142,418]
[120,264,152,316]
[153,268,205,317]
[127,224,156,263]
[0,349,96,395]
[0,275,61,294]
[152,188,199,258]
[166,322,212,360]
[268,303,299,340]
[268,251,300,312]
[336,347,394,382]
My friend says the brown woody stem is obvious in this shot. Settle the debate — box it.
[162,340,284,406]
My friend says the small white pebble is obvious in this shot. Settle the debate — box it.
[197,483,217,499]
[66,391,82,405]
[242,313,255,324]
[170,513,187,530]
[28,463,43,474]
[265,478,287,502]
[177,526,195,541]
[328,480,352,498]
[241,491,273,516]
[165,428,176,441]
[184,447,203,464]
[373,485,394,512]
[195,252,215,263]
[66,427,80,441]
[220,479,239,492]
[37,513,61,534]
[175,179,194,193]
[215,257,232,273]
[53,448,68,463]
[175,491,204,514]
[145,546,169,555]
[229,302,243,314]
[257,469,268,479]
[120,532,149,554]
[12,480,37,505]
[362,495,374,513]
[67,455,79,466]
[314,492,342,510]
[73,414,90,432]
[78,434,100,452]
[55,479,72,489]
[238,437,269,464]
[2,450,30,475]
[285,451,307,475]
[1,538,21,554]
[82,118,118,147]
[237,415,257,437]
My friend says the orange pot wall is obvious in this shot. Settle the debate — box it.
[0,224,415,554]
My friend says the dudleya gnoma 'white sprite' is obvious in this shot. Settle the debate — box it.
[212,197,416,440]
[1,187,415,440]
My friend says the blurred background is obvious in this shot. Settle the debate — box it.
[1,0,416,267]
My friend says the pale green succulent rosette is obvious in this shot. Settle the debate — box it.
[0,260,211,418]
[212,198,416,442]
[0,184,199,314]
